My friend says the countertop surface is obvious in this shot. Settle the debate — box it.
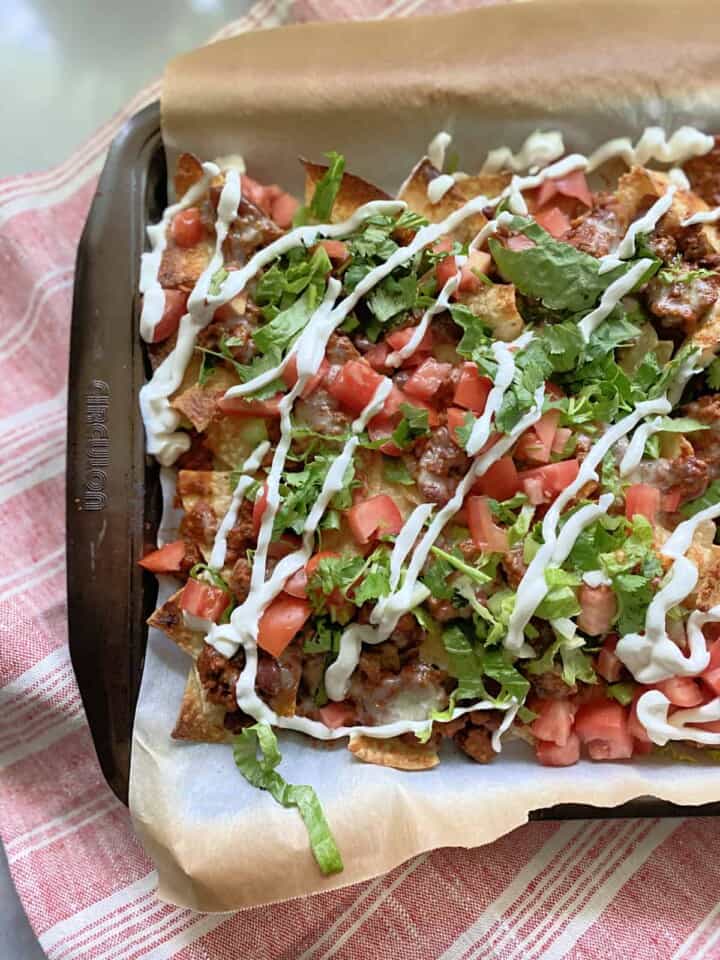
[0,1,253,954]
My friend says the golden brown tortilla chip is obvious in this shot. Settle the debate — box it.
[348,734,439,770]
[455,282,525,342]
[689,299,720,365]
[148,588,205,658]
[158,242,213,292]
[174,152,205,199]
[172,666,231,743]
[397,157,486,243]
[303,161,390,222]
[453,171,511,203]
[171,366,237,433]
[204,416,269,470]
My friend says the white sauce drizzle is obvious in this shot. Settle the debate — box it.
[504,397,671,652]
[386,275,458,368]
[427,131,452,171]
[578,259,654,341]
[482,131,565,174]
[427,174,456,204]
[616,503,720,683]
[598,186,675,274]
[682,207,720,227]
[582,570,612,589]
[138,163,218,344]
[466,332,534,456]
[668,168,691,190]
[491,700,519,752]
[139,167,241,465]
[586,126,714,172]
[208,441,270,570]
[619,416,666,477]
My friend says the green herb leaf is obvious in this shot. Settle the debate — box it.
[391,403,431,449]
[707,357,720,390]
[681,479,720,518]
[310,151,346,221]
[233,724,343,876]
[367,274,418,325]
[607,681,636,706]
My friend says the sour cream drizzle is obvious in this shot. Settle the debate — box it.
[619,416,667,476]
[616,503,720,684]
[427,131,452,171]
[482,131,565,174]
[427,174,456,204]
[138,162,218,344]
[585,126,714,171]
[139,167,241,465]
[208,441,270,570]
[682,207,720,227]
[504,397,671,652]
[578,259,654,341]
[598,186,676,274]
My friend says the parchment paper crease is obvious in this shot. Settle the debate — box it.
[131,0,720,911]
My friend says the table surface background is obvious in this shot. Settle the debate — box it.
[0,1,253,953]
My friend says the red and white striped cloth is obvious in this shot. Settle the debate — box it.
[2,1,720,957]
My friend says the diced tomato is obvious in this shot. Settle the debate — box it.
[515,410,560,465]
[180,579,229,623]
[632,738,654,756]
[241,175,268,209]
[458,264,480,294]
[467,496,509,553]
[575,699,634,759]
[545,381,565,401]
[138,540,186,573]
[271,192,299,229]
[518,460,580,501]
[405,359,452,401]
[507,235,535,252]
[655,676,705,707]
[347,495,403,545]
[383,385,440,427]
[523,476,547,506]
[534,206,571,238]
[577,584,617,637]
[447,406,469,447]
[326,359,384,415]
[281,355,329,398]
[432,236,454,254]
[367,414,403,456]
[386,325,433,355]
[453,363,492,413]
[284,550,340,599]
[627,694,652,745]
[151,289,188,342]
[317,239,349,261]
[253,483,268,538]
[596,635,623,682]
[319,701,356,729]
[625,484,660,524]
[218,394,283,417]
[364,341,390,372]
[257,593,311,658]
[531,698,576,747]
[536,733,581,767]
[551,427,572,456]
[435,255,458,289]
[473,456,521,500]
[702,654,720,696]
[661,488,683,512]
[171,207,204,247]
[536,170,593,209]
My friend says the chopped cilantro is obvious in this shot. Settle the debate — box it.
[391,403,431,449]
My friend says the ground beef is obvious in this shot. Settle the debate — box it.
[197,314,257,364]
[294,388,353,435]
[223,199,283,263]
[392,612,423,650]
[685,136,720,207]
[502,547,527,588]
[326,332,361,366]
[225,500,255,561]
[175,434,214,470]
[683,395,720,478]
[532,669,576,699]
[179,500,218,547]
[427,597,466,622]
[631,455,709,504]
[645,232,678,263]
[674,224,719,263]
[454,725,495,763]
[223,710,254,733]
[179,540,203,577]
[227,557,251,602]
[358,644,402,683]
[645,272,720,332]
[197,642,246,710]
[416,426,471,504]
[565,199,623,259]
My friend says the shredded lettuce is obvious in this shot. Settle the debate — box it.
[233,724,344,876]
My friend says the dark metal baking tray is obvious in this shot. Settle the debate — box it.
[67,101,720,819]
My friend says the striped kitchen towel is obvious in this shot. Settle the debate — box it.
[2,1,720,957]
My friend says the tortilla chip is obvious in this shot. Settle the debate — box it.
[172,666,231,743]
[397,157,486,243]
[455,282,525,341]
[174,152,205,199]
[689,299,720,365]
[689,543,720,611]
[171,366,237,433]
[303,161,390,222]
[453,171,511,203]
[205,416,268,469]
[148,588,205,658]
[348,734,439,770]
[158,242,213,292]
[177,470,233,517]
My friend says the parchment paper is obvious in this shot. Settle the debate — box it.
[132,0,720,912]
